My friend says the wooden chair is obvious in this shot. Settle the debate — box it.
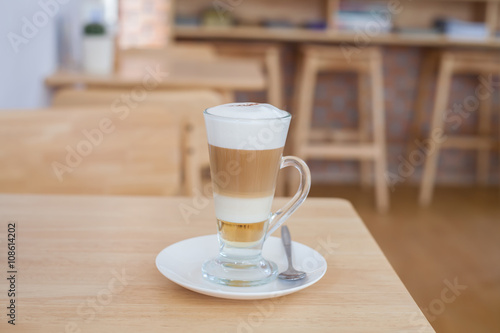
[212,42,284,109]
[0,107,181,195]
[115,45,236,104]
[416,50,500,206]
[52,88,223,195]
[291,45,389,212]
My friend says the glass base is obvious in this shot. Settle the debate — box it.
[202,255,278,287]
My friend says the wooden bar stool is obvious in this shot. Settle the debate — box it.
[418,50,500,206]
[291,45,389,212]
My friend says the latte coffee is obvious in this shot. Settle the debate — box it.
[204,103,290,248]
[202,102,311,287]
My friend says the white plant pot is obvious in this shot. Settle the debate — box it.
[82,35,114,75]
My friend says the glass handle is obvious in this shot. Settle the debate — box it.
[266,156,311,238]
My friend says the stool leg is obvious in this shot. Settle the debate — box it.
[477,84,492,185]
[358,72,371,187]
[370,51,389,212]
[218,90,235,104]
[288,51,317,195]
[419,55,454,207]
[266,47,284,109]
[408,50,438,155]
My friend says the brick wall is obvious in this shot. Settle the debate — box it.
[119,0,170,48]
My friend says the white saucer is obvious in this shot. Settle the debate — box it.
[155,235,327,300]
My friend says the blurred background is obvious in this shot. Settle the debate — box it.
[1,0,499,332]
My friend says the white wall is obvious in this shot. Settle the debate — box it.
[0,0,81,109]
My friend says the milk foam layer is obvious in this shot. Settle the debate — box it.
[204,103,291,150]
[206,103,288,119]
[213,194,273,224]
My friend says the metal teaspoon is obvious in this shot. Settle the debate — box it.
[278,226,307,281]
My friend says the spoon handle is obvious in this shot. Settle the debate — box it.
[281,226,293,267]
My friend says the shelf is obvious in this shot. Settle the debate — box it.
[175,26,500,48]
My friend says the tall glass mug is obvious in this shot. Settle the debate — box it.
[202,103,311,287]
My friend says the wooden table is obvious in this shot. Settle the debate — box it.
[45,53,266,95]
[0,195,434,332]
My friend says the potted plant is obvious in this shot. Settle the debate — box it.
[82,19,114,75]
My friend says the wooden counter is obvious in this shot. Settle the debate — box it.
[176,26,500,48]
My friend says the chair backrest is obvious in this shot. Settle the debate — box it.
[213,42,283,109]
[0,107,182,195]
[52,88,222,195]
